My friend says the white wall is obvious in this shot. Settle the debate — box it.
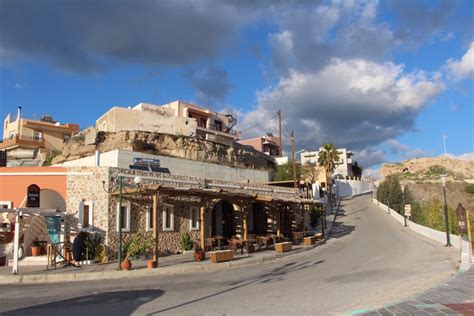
[334,179,374,198]
[59,149,271,183]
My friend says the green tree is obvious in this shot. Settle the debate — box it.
[376,175,404,213]
[318,143,339,190]
[273,162,301,181]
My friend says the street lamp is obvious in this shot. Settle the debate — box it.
[103,175,142,269]
[401,183,407,227]
[441,175,451,246]
[292,148,305,189]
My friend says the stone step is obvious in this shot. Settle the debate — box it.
[8,255,48,266]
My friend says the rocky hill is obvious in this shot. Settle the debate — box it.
[53,129,276,171]
[381,157,473,182]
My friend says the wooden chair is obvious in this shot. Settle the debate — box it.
[227,238,244,255]
[205,238,215,251]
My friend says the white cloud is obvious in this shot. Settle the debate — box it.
[444,153,474,161]
[363,167,382,180]
[445,42,474,81]
[385,139,425,159]
[241,58,444,153]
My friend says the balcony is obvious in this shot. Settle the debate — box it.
[0,135,45,150]
[196,124,240,140]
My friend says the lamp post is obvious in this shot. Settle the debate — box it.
[401,183,407,227]
[103,175,142,269]
[441,175,451,246]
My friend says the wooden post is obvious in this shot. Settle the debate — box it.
[152,193,158,265]
[276,206,281,237]
[301,204,305,230]
[200,205,205,249]
[243,206,248,240]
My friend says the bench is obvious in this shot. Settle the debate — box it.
[275,242,292,253]
[209,250,234,263]
[304,236,316,246]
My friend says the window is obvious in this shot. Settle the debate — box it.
[214,120,222,131]
[63,134,70,143]
[199,118,207,128]
[34,131,42,141]
[0,201,12,209]
[145,206,154,232]
[8,132,16,140]
[79,201,94,229]
[117,201,131,232]
[189,206,199,230]
[162,204,174,231]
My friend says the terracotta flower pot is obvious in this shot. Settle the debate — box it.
[121,260,132,270]
[194,251,205,262]
[31,246,41,257]
[146,260,157,269]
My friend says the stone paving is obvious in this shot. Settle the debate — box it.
[354,267,474,315]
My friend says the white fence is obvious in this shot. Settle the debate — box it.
[373,199,472,271]
[334,179,374,198]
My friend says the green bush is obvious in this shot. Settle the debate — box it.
[465,184,474,194]
[181,232,193,251]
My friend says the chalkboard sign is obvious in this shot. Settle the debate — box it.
[27,184,40,207]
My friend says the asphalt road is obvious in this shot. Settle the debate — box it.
[0,195,459,315]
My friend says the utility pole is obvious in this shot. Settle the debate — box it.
[291,130,297,189]
[278,109,283,157]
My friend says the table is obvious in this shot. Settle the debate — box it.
[210,235,226,250]
[242,239,256,254]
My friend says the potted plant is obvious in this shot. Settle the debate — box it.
[31,239,41,257]
[121,234,142,270]
[143,234,157,269]
[193,241,205,262]
[181,232,193,253]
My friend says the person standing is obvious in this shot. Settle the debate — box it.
[72,231,86,266]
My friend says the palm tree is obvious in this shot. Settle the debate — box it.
[317,143,340,193]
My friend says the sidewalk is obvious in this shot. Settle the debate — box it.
[351,267,474,315]
[0,209,339,285]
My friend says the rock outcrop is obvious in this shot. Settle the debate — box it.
[381,157,473,182]
[53,130,276,171]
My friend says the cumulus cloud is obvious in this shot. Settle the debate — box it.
[445,42,474,81]
[0,0,252,73]
[444,153,474,161]
[240,58,444,153]
[385,139,425,159]
[353,148,386,168]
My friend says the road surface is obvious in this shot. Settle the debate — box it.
[0,195,459,315]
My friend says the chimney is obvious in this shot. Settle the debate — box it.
[17,106,22,120]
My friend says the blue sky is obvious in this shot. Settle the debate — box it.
[0,0,473,177]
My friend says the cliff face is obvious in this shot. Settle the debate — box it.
[381,157,474,182]
[53,130,276,171]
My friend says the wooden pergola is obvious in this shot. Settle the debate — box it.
[111,184,318,264]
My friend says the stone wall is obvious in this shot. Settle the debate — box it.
[66,166,110,243]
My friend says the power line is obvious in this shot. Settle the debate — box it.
[240,113,279,133]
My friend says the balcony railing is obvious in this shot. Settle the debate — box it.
[197,124,239,136]
[0,134,45,149]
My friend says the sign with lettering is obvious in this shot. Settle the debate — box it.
[404,204,411,217]
[27,184,40,208]
[133,157,160,166]
[456,203,467,234]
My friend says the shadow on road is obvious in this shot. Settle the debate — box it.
[3,289,165,316]
[328,208,355,240]
[147,259,326,314]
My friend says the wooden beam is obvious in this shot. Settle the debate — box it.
[152,193,158,265]
[200,205,205,250]
[256,195,273,203]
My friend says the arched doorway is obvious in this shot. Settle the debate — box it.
[40,189,66,212]
[212,200,235,238]
[249,202,267,235]
[279,205,293,238]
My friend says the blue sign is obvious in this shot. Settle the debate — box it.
[133,157,160,166]
[45,216,60,244]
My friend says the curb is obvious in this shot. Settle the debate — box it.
[0,204,342,285]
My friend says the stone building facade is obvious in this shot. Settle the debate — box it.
[62,166,316,261]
